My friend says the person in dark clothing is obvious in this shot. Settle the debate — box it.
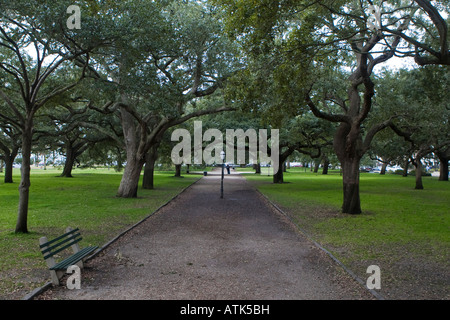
[226,164,231,174]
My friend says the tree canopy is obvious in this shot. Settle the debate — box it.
[1,0,449,232]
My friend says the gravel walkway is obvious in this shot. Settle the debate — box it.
[38,169,374,300]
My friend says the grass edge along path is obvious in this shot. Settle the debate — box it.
[0,168,201,300]
[242,169,449,300]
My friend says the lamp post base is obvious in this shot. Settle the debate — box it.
[221,163,224,198]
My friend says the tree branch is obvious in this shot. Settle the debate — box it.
[305,92,351,123]
[77,121,124,148]
[0,88,24,125]
[362,118,394,153]
[414,0,448,57]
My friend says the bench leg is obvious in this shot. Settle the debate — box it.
[40,236,61,285]
[75,259,84,269]
[66,227,86,269]
[49,270,60,286]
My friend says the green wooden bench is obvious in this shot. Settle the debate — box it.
[39,227,98,285]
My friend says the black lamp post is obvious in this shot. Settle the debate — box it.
[220,150,225,199]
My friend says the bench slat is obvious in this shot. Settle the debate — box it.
[50,246,98,270]
[41,232,82,255]
[42,237,82,260]
[39,228,80,248]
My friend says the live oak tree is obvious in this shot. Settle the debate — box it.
[0,69,22,183]
[37,100,117,178]
[271,114,334,184]
[376,66,450,189]
[297,3,421,214]
[84,0,239,198]
[366,70,413,176]
[220,35,336,183]
[216,0,426,214]
[0,115,21,183]
[0,45,22,183]
[0,0,107,233]
[369,131,412,175]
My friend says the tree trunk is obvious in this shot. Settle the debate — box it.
[380,162,387,175]
[439,159,449,181]
[341,157,362,214]
[142,145,159,189]
[142,162,155,189]
[60,145,75,178]
[174,164,182,177]
[322,156,329,175]
[402,159,409,177]
[60,141,89,177]
[255,163,261,174]
[116,106,145,198]
[334,118,363,214]
[437,150,449,181]
[273,150,292,183]
[3,153,15,183]
[313,160,320,173]
[415,158,424,190]
[273,162,284,183]
[117,157,144,198]
[61,156,75,177]
[0,145,18,183]
[115,146,124,172]
[16,124,32,233]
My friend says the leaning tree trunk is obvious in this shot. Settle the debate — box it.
[313,160,320,173]
[60,141,89,178]
[402,159,409,177]
[16,123,33,233]
[61,146,75,178]
[116,106,146,198]
[117,156,144,198]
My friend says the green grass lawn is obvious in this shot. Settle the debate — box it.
[0,167,200,299]
[243,168,450,299]
[2,166,448,299]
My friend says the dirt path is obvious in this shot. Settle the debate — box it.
[38,169,374,300]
